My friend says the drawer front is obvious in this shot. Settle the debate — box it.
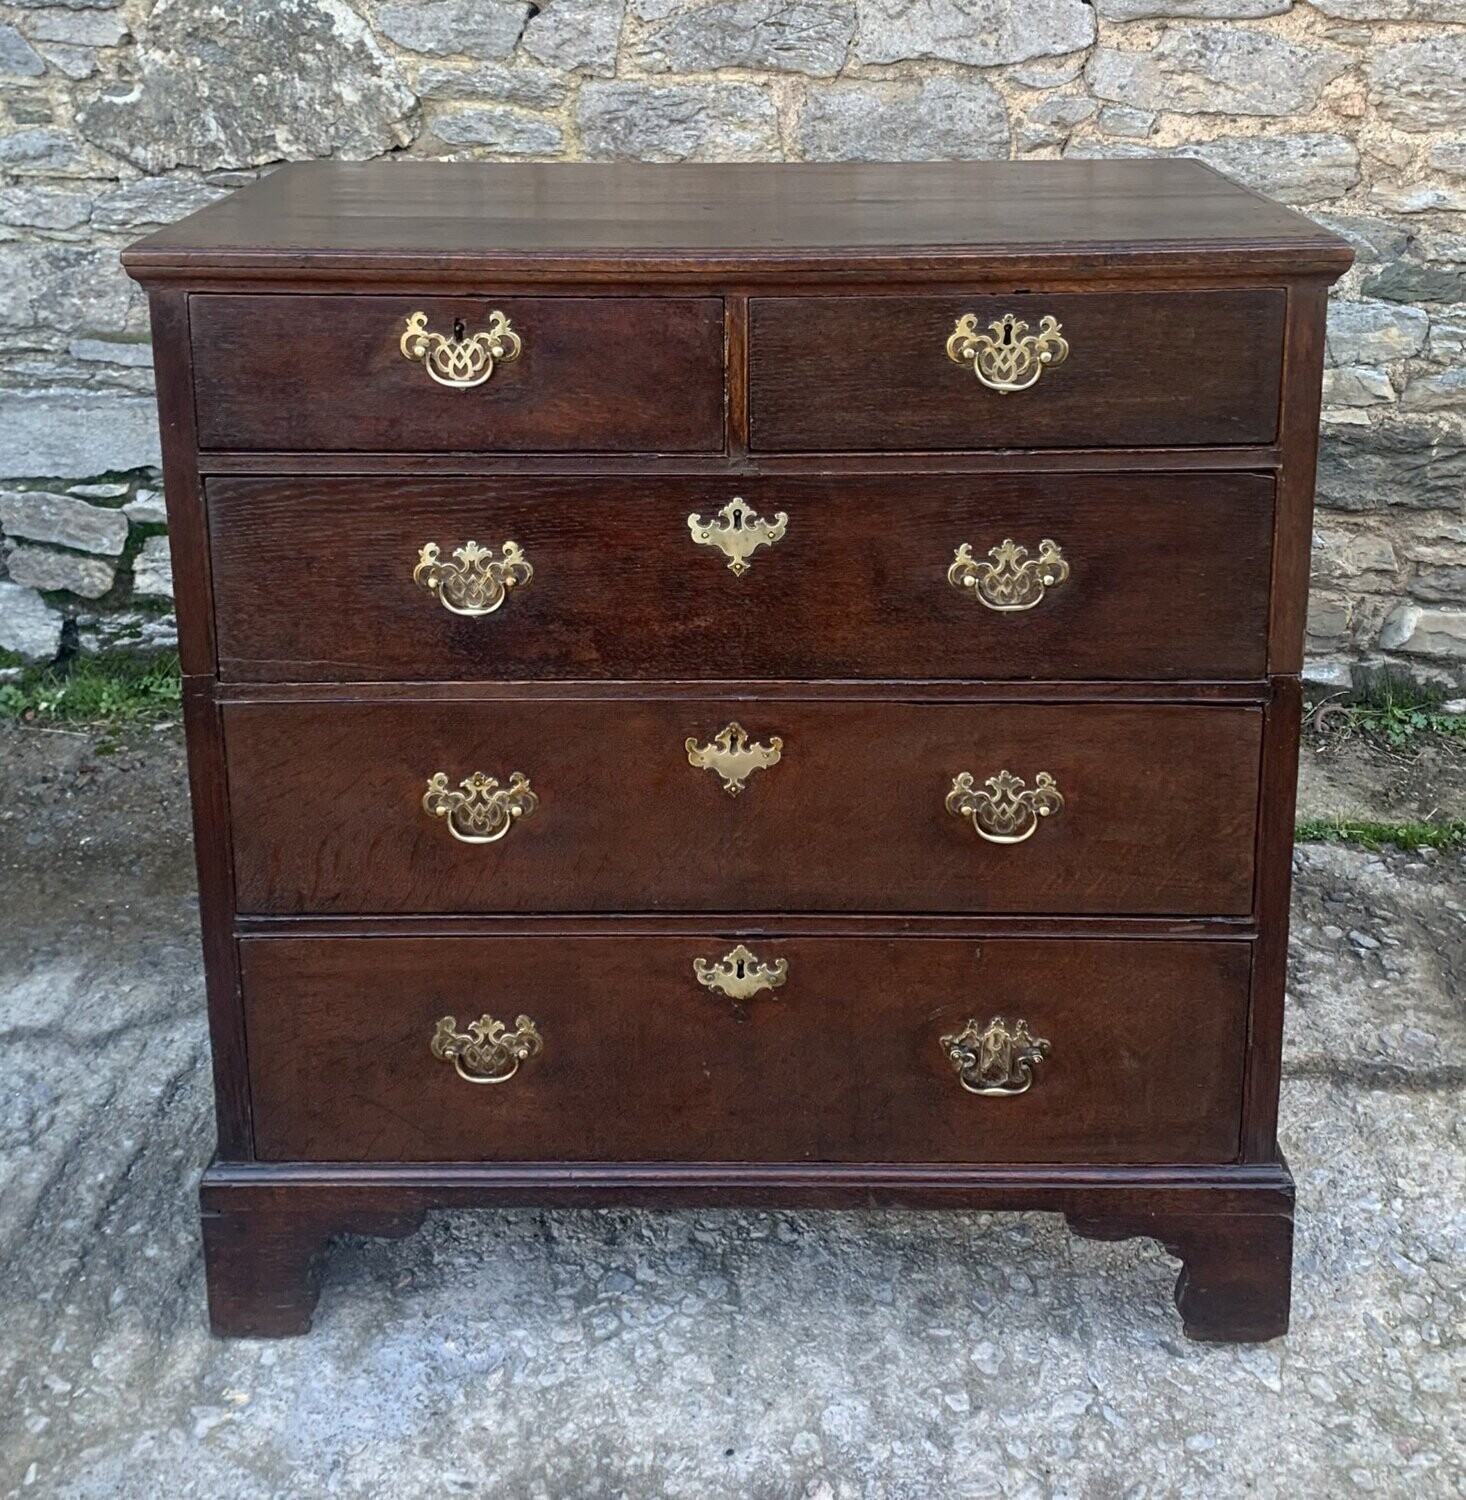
[190,295,725,453]
[242,935,1249,1164]
[749,292,1285,451]
[208,472,1274,683]
[224,700,1261,916]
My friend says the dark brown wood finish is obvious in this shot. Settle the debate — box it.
[190,295,725,453]
[199,1160,1294,1339]
[222,699,1262,916]
[125,160,1352,1343]
[748,292,1285,451]
[207,473,1275,682]
[241,935,1248,1164]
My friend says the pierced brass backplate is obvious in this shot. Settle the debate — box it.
[946,313,1069,394]
[687,498,788,576]
[400,310,522,389]
[686,721,783,794]
[693,944,788,1000]
[946,770,1064,845]
[414,540,533,616]
[423,770,538,844]
[431,1012,543,1084]
[948,538,1069,612]
[940,1016,1050,1096]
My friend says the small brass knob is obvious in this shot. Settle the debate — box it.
[941,1016,1050,1096]
[946,313,1068,394]
[432,1013,542,1084]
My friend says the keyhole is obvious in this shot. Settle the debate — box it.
[730,501,746,530]
[734,959,746,978]
[1001,322,1014,346]
[453,318,466,342]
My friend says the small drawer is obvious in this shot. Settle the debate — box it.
[206,471,1275,683]
[748,291,1285,451]
[189,294,725,453]
[242,935,1249,1164]
[223,699,1262,917]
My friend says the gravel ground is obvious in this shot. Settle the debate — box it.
[0,722,1462,1499]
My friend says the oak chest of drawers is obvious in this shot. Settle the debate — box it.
[123,160,1352,1341]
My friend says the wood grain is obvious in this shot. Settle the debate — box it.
[207,472,1275,683]
[221,698,1262,917]
[190,294,725,453]
[749,291,1285,451]
[240,935,1249,1164]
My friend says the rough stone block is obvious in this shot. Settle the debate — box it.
[1322,366,1395,407]
[429,108,564,154]
[129,535,173,601]
[0,579,62,664]
[1368,38,1466,132]
[522,0,625,73]
[1087,28,1351,117]
[415,62,570,107]
[17,8,127,44]
[1318,419,1466,512]
[77,0,416,171]
[1401,370,1466,412]
[1326,299,1430,366]
[0,22,45,74]
[0,185,92,230]
[1094,0,1288,13]
[800,76,1009,160]
[1179,133,1360,204]
[579,81,778,161]
[5,542,116,599]
[0,390,161,478]
[1378,603,1466,659]
[856,0,1093,68]
[635,0,854,75]
[0,489,128,556]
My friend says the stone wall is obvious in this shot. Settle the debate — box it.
[1,0,1464,690]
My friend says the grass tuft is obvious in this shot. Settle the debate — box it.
[1295,816,1466,853]
[0,652,182,726]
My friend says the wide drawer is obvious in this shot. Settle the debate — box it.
[224,700,1262,916]
[749,292,1285,451]
[208,472,1274,682]
[189,295,725,453]
[242,935,1250,1164]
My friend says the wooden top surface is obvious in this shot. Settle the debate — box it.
[122,159,1353,281]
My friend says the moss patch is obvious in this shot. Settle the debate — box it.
[0,652,182,725]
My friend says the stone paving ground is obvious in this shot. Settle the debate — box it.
[0,722,1462,1499]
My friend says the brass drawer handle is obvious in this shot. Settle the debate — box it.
[946,313,1068,394]
[686,721,782,794]
[947,770,1064,845]
[423,770,538,844]
[414,539,532,617]
[400,309,522,389]
[949,538,1069,612]
[432,1012,542,1084]
[941,1016,1050,1096]
[688,497,788,576]
[694,944,787,1000]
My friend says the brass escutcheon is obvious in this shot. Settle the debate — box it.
[687,497,788,576]
[414,540,533,617]
[693,944,788,1001]
[946,313,1069,394]
[423,770,538,844]
[400,309,522,389]
[431,1012,543,1084]
[686,721,783,795]
[946,769,1064,845]
[940,1016,1050,1096]
[948,538,1069,612]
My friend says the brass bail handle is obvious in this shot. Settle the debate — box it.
[940,1016,1051,1096]
[946,312,1068,394]
[431,1013,543,1084]
[400,309,522,389]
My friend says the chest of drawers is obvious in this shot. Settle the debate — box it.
[123,160,1351,1341]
